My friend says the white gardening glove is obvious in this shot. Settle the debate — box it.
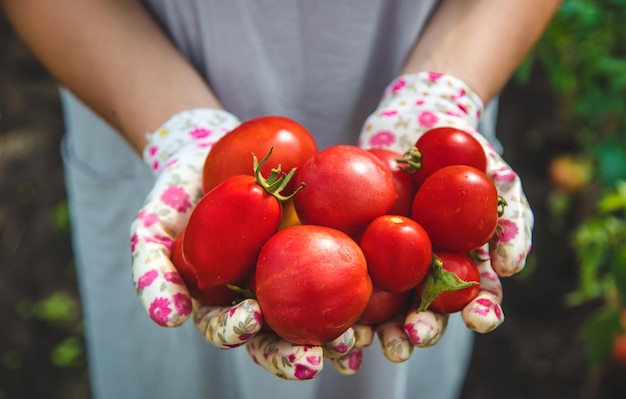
[358,72,534,360]
[130,108,358,380]
[131,108,241,328]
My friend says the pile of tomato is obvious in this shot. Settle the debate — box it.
[171,116,503,346]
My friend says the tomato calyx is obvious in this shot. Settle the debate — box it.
[396,146,422,174]
[253,147,306,201]
[417,255,479,312]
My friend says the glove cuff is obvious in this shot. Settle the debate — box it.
[379,72,485,130]
[143,108,241,175]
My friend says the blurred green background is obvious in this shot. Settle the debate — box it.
[1,1,626,398]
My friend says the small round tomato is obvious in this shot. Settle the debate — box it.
[417,252,480,314]
[293,145,397,237]
[358,288,411,326]
[399,127,487,188]
[255,225,373,345]
[359,215,432,293]
[202,115,318,195]
[411,165,499,252]
[367,148,417,216]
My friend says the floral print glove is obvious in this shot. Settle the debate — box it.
[131,108,241,328]
[358,72,534,352]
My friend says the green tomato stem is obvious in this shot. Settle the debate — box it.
[251,147,306,201]
[417,254,479,312]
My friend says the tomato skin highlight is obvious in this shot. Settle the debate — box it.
[367,148,417,216]
[255,225,373,345]
[411,127,487,187]
[184,174,283,289]
[293,145,397,238]
[411,165,499,253]
[358,288,411,326]
[202,115,317,195]
[418,252,480,314]
[359,215,432,293]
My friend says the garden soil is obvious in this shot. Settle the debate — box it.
[1,14,625,399]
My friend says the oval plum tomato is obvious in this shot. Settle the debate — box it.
[399,127,487,188]
[293,145,397,237]
[185,151,301,289]
[255,225,373,345]
[417,252,480,314]
[359,215,432,293]
[367,148,417,216]
[170,230,240,305]
[202,115,318,195]
[411,165,499,252]
[358,288,411,326]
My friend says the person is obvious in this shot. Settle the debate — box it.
[1,0,562,398]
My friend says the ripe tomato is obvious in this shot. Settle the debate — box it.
[411,165,499,252]
[359,215,432,293]
[417,252,480,314]
[202,115,318,195]
[255,225,373,345]
[171,230,240,305]
[293,145,397,237]
[367,148,417,216]
[358,288,411,326]
[399,127,487,188]
[185,152,296,289]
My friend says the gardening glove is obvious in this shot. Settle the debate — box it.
[131,108,240,328]
[130,109,357,380]
[358,72,534,359]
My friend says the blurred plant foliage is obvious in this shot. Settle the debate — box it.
[518,0,626,366]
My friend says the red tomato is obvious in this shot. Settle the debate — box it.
[170,230,240,305]
[358,288,411,326]
[367,148,417,216]
[400,127,487,188]
[417,252,480,314]
[202,115,318,195]
[411,165,499,252]
[293,145,397,237]
[185,154,288,288]
[255,225,373,345]
[359,215,432,293]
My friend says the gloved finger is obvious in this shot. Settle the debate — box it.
[246,331,324,380]
[193,298,263,348]
[489,163,534,277]
[376,316,414,363]
[462,247,505,333]
[403,308,449,348]
[470,131,534,277]
[323,327,356,358]
[132,222,193,328]
[325,324,375,376]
